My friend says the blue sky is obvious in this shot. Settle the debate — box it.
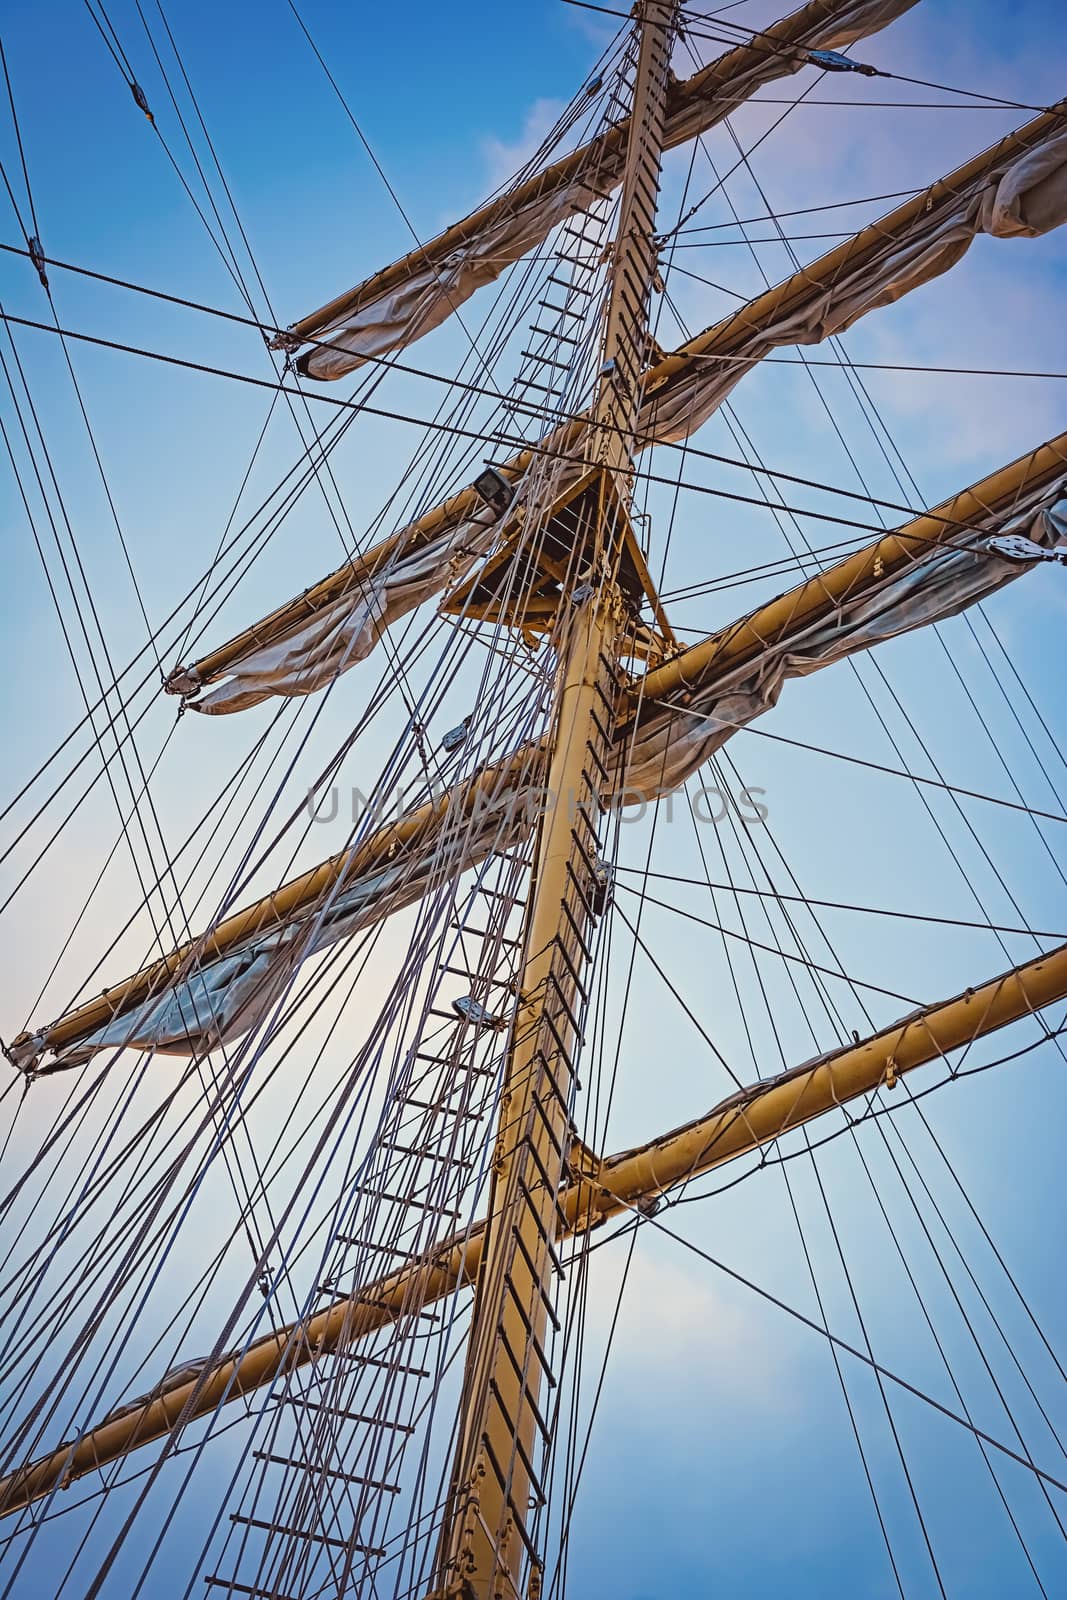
[0,1,1066,1596]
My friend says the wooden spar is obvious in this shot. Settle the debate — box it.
[5,746,538,1062]
[173,100,1067,698]
[647,102,1067,390]
[638,431,1067,705]
[13,431,1067,1068]
[3,938,1064,1519]
[282,0,915,348]
[432,7,678,1591]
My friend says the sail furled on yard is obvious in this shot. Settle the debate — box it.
[7,748,543,1074]
[642,111,1067,447]
[173,101,1067,716]
[17,440,1067,1074]
[282,0,921,381]
[176,502,504,716]
[622,478,1067,795]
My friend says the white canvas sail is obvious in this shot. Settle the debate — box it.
[622,489,1067,794]
[187,503,503,715]
[643,126,1067,447]
[295,182,609,384]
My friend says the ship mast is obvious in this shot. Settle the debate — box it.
[4,1,1067,1594]
[432,6,678,1596]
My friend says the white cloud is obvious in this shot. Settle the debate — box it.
[581,1241,800,1423]
[845,248,1067,480]
[479,97,569,194]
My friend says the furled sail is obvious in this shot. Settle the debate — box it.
[621,483,1067,795]
[172,102,1067,716]
[176,502,504,716]
[642,115,1067,447]
[6,748,542,1074]
[17,437,1066,1074]
[282,0,921,381]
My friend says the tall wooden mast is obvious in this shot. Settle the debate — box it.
[432,6,678,1596]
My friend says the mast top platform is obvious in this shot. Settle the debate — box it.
[439,466,677,658]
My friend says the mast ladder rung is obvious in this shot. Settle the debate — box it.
[527,1089,569,1171]
[515,1153,569,1242]
[480,1426,547,1517]
[493,1331,553,1438]
[538,1011,583,1092]
[528,323,583,347]
[558,257,599,281]
[520,348,572,372]
[587,704,614,751]
[473,884,527,906]
[597,644,627,682]
[483,1407,551,1519]
[440,964,514,990]
[373,1189,462,1216]
[548,244,593,274]
[500,1261,558,1351]
[330,1350,430,1379]
[462,923,523,946]
[583,737,611,785]
[510,1212,564,1287]
[549,937,588,1005]
[595,657,624,700]
[404,1096,484,1119]
[613,322,646,371]
[559,896,593,963]
[416,1045,493,1073]
[383,1141,473,1168]
[568,825,602,885]
[230,1514,349,1550]
[557,233,600,261]
[507,1179,568,1280]
[536,298,585,321]
[336,1234,423,1259]
[571,799,602,848]
[494,1280,557,1387]
[350,1291,442,1321]
[544,968,585,1040]
[559,217,599,242]
[527,1031,576,1113]
[564,861,599,925]
[544,272,592,296]
[555,263,597,287]
[298,1401,415,1431]
[598,640,630,684]
[520,377,564,398]
[489,1370,551,1451]
[205,1581,302,1599]
[253,1450,401,1491]
[574,176,616,202]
